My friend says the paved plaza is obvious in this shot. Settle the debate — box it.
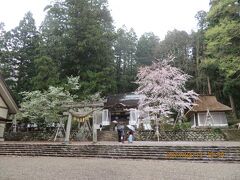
[0,156,240,180]
[1,141,240,179]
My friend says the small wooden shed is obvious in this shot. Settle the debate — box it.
[186,95,232,128]
[0,75,18,141]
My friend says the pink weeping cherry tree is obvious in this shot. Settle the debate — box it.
[135,58,198,141]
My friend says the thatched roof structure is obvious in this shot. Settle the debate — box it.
[186,95,232,117]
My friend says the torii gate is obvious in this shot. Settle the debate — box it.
[62,102,105,144]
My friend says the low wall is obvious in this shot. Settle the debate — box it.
[222,129,240,141]
[135,129,226,141]
[5,129,240,141]
[4,131,55,141]
[4,130,91,141]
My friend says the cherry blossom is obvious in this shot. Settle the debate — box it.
[135,58,198,121]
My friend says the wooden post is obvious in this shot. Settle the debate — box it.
[54,118,64,142]
[92,111,97,143]
[155,116,160,142]
[64,112,72,144]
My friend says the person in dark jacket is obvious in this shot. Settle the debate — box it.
[117,122,125,143]
[121,128,125,143]
[117,122,122,142]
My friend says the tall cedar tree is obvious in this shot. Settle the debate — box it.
[204,0,240,118]
[41,0,116,97]
[114,27,138,93]
[135,32,160,65]
[1,12,39,101]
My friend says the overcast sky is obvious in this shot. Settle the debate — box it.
[0,0,210,39]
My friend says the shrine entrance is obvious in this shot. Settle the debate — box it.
[58,93,142,143]
[108,103,139,127]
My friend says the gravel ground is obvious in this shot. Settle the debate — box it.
[0,156,240,180]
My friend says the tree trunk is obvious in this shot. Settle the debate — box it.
[229,95,238,119]
[196,34,200,92]
[207,76,212,95]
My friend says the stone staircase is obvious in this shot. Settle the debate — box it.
[97,131,118,141]
[0,143,240,162]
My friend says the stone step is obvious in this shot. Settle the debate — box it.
[1,144,240,149]
[0,147,239,153]
[0,152,240,161]
[0,154,238,161]
[0,152,239,162]
[97,131,118,141]
[1,143,240,162]
[0,148,239,154]
[0,149,239,155]
[0,147,238,154]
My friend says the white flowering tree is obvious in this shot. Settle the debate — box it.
[135,59,198,140]
[17,76,80,128]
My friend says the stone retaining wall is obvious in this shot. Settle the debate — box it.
[4,129,235,141]
[135,129,225,141]
[222,129,240,141]
[4,130,92,141]
[4,131,55,141]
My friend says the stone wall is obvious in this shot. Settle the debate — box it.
[96,129,229,141]
[4,130,92,141]
[135,129,225,141]
[4,131,55,141]
[4,129,237,141]
[222,129,240,141]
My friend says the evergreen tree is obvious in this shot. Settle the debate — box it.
[41,0,116,97]
[136,32,160,65]
[114,26,138,93]
[0,23,10,80]
[32,56,60,90]
[204,0,240,118]
[157,29,192,73]
[2,12,39,101]
[191,10,208,93]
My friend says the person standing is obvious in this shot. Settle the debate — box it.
[121,128,125,143]
[117,122,125,143]
[128,130,133,143]
[117,122,122,142]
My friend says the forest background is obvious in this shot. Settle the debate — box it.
[0,0,239,119]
